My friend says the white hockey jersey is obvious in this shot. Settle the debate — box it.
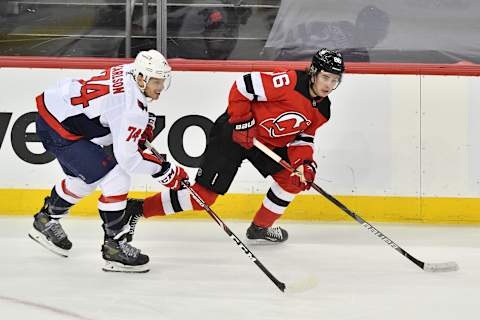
[36,63,162,176]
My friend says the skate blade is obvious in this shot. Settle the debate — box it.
[102,260,150,273]
[246,238,287,245]
[28,228,69,258]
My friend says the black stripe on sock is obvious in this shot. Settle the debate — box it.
[267,189,290,208]
[170,189,183,212]
[295,135,314,143]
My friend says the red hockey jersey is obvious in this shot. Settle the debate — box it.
[227,70,331,163]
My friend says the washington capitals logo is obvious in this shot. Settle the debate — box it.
[260,112,311,137]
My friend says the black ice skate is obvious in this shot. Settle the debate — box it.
[125,198,144,242]
[102,236,150,273]
[246,222,288,244]
[28,197,72,257]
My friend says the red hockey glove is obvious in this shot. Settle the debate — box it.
[231,118,257,149]
[290,160,317,191]
[153,162,189,190]
[139,112,156,150]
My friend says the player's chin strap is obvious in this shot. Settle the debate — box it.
[144,141,316,293]
[253,138,459,273]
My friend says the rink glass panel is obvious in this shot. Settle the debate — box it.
[1,0,479,63]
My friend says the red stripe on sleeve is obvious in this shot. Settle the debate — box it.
[36,94,83,141]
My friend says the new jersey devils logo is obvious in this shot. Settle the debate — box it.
[260,112,311,137]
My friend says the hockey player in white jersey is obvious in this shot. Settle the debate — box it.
[28,49,189,273]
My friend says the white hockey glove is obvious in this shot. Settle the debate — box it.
[152,162,189,190]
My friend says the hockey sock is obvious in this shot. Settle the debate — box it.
[99,209,129,239]
[98,194,129,238]
[46,187,75,219]
[190,183,218,210]
[46,177,97,219]
[253,205,282,228]
[143,192,165,217]
[143,183,218,218]
[143,189,192,217]
[253,182,297,227]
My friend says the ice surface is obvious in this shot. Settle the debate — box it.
[1,216,477,320]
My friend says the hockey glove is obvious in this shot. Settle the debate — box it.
[153,162,189,190]
[231,117,257,149]
[290,160,317,191]
[139,112,156,151]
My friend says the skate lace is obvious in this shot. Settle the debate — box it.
[46,220,66,240]
[266,227,283,240]
[119,240,140,258]
[129,214,141,235]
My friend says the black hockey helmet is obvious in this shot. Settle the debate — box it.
[308,48,345,76]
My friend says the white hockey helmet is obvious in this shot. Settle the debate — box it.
[133,49,172,91]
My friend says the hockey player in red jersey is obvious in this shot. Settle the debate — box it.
[127,48,344,243]
[29,50,189,272]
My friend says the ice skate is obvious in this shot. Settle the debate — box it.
[125,198,144,242]
[102,235,149,273]
[28,197,72,257]
[246,222,288,244]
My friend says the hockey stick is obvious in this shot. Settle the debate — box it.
[253,138,458,272]
[146,142,317,293]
